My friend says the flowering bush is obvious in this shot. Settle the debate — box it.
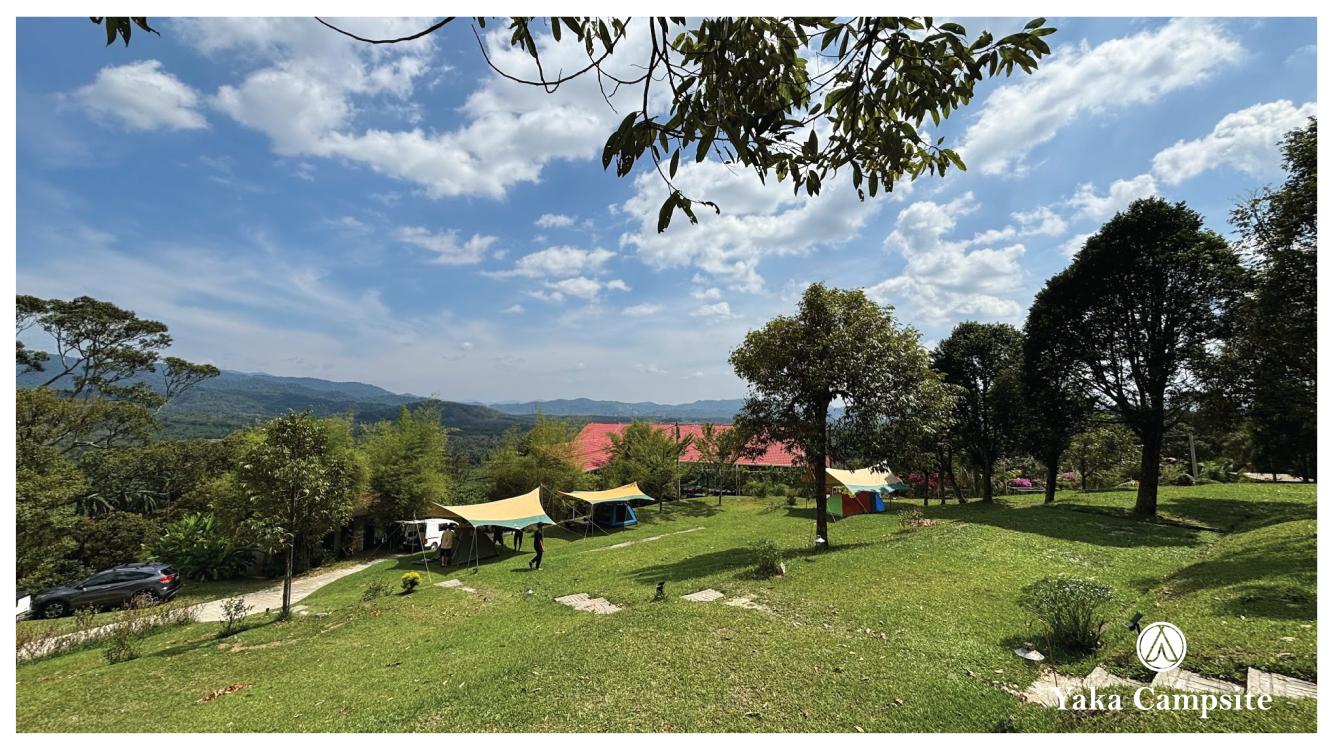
[1018,576,1114,652]
[400,571,421,592]
[1008,478,1034,488]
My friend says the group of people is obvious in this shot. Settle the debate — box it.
[435,523,545,570]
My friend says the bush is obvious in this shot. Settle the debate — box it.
[1174,472,1195,486]
[362,580,391,601]
[75,512,158,574]
[400,571,422,592]
[217,597,254,638]
[103,634,137,665]
[750,540,784,578]
[146,513,253,581]
[1018,576,1114,653]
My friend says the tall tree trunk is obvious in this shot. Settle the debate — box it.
[813,401,830,548]
[981,459,994,503]
[945,445,966,503]
[1135,427,1163,516]
[281,543,294,619]
[1079,453,1087,491]
[1043,451,1059,505]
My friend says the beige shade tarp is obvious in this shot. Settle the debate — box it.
[826,467,907,494]
[558,482,654,505]
[431,488,555,530]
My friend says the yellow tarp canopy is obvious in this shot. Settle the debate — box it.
[827,467,905,494]
[431,488,555,530]
[558,482,654,505]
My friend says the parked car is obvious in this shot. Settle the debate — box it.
[29,563,182,619]
[398,518,458,551]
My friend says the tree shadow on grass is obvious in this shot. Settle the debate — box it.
[626,541,874,585]
[926,502,1205,549]
[1131,531,1316,620]
[1154,496,1315,533]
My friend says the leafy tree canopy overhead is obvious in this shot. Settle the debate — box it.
[88,16,1057,230]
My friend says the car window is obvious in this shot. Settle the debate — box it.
[82,572,118,586]
[115,571,154,582]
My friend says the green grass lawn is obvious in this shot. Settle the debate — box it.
[15,484,1316,732]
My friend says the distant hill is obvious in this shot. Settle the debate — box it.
[488,398,743,422]
[17,364,531,442]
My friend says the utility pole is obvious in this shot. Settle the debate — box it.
[1187,429,1198,479]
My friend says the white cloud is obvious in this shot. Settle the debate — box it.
[535,213,576,228]
[867,193,1027,325]
[396,227,498,265]
[635,363,668,375]
[691,301,733,318]
[502,304,525,314]
[492,246,615,279]
[623,303,663,317]
[535,276,630,303]
[1061,232,1094,258]
[1011,206,1068,237]
[1151,100,1316,185]
[619,161,880,293]
[183,18,651,200]
[74,60,207,131]
[960,19,1243,175]
[1067,174,1159,222]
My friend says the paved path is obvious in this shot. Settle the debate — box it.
[193,557,389,621]
[20,557,392,660]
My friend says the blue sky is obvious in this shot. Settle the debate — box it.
[16,17,1317,402]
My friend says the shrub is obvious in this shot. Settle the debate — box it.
[362,579,391,601]
[103,634,137,665]
[146,513,253,581]
[1018,576,1114,653]
[750,540,784,578]
[1174,472,1195,486]
[400,571,422,592]
[217,597,254,638]
[75,512,158,574]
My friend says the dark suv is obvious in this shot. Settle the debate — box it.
[30,563,182,618]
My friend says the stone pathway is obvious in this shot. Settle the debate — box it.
[1020,664,1317,707]
[681,588,726,602]
[553,592,623,615]
[586,526,706,552]
[1247,668,1317,699]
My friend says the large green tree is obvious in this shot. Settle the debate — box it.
[89,16,1056,229]
[1022,283,1091,504]
[363,404,453,521]
[692,422,760,504]
[601,421,694,504]
[1224,118,1317,479]
[1038,198,1242,515]
[730,283,952,547]
[482,416,588,501]
[932,322,1025,503]
[222,411,365,618]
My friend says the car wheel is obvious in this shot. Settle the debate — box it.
[42,600,69,619]
[427,542,438,551]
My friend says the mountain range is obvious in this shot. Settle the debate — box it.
[16,366,743,442]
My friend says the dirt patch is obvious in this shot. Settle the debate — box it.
[197,682,251,703]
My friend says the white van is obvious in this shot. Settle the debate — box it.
[399,518,457,551]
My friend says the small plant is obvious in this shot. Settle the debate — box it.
[400,571,422,593]
[73,607,98,632]
[1018,576,1114,653]
[217,597,254,638]
[103,633,137,664]
[750,540,785,578]
[362,579,391,601]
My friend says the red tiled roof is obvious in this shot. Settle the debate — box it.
[572,422,803,471]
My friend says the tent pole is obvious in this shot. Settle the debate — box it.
[413,512,433,584]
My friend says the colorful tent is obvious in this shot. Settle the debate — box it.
[558,482,653,529]
[431,488,555,530]
[826,467,908,518]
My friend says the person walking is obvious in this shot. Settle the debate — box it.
[438,523,456,567]
[528,524,545,570]
[513,527,524,551]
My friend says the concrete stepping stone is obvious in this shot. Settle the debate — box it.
[1152,668,1243,694]
[1247,668,1317,699]
[723,596,771,612]
[435,579,477,593]
[553,592,621,614]
[681,588,725,602]
[1083,665,1143,689]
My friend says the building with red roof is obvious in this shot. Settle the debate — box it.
[572,422,803,472]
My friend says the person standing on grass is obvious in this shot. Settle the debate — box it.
[439,524,456,566]
[528,524,545,570]
[513,526,524,551]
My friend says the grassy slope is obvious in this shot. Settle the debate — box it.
[15,485,1316,732]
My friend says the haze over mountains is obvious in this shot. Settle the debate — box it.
[17,366,742,441]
